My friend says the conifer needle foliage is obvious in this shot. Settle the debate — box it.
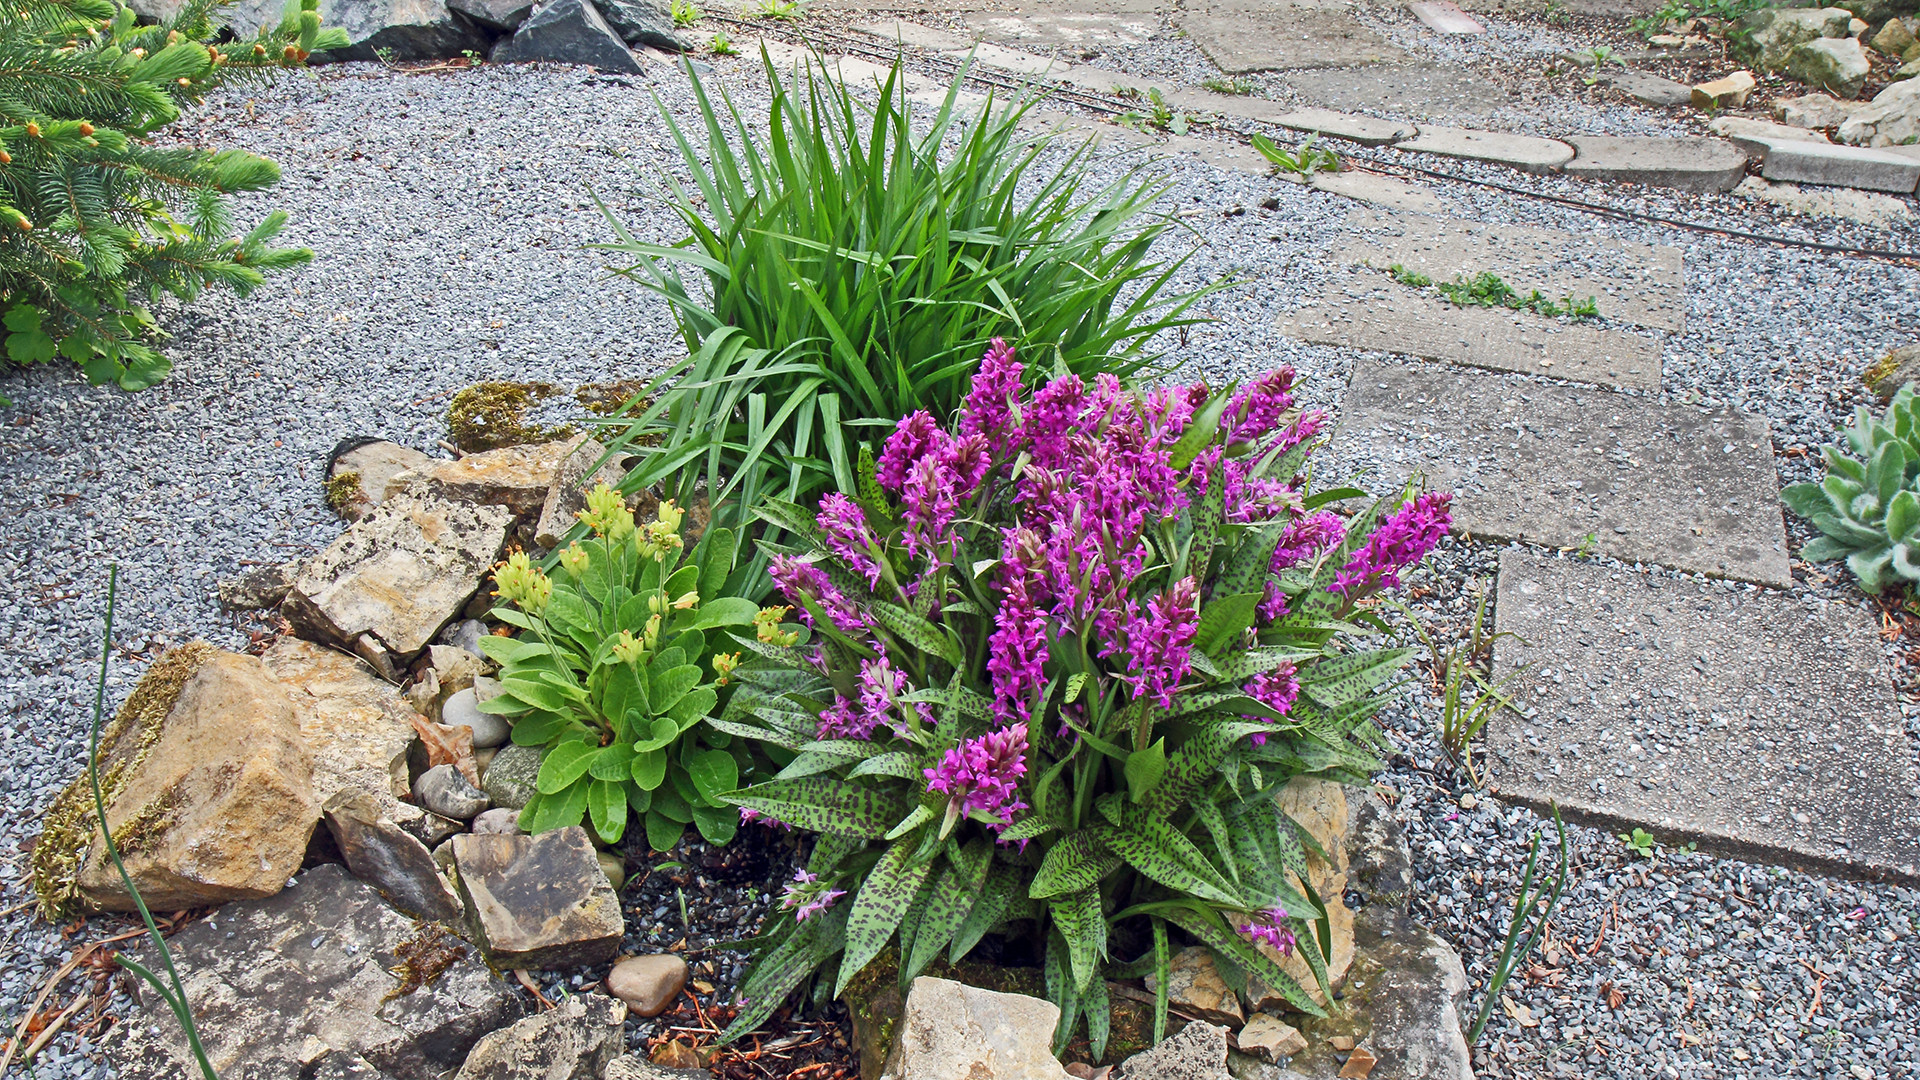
[0,0,344,394]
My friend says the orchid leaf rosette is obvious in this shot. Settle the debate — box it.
[714,341,1451,1052]
[481,487,762,851]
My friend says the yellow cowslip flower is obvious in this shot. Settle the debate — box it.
[557,543,590,577]
[611,630,646,665]
[655,499,685,534]
[711,651,741,685]
[643,613,662,651]
[754,605,798,647]
[671,590,699,610]
[493,552,551,615]
[576,483,634,542]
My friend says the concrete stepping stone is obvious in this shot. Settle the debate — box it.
[1489,550,1918,882]
[1178,1,1411,73]
[1162,134,1272,173]
[1708,115,1829,156]
[1759,140,1920,194]
[1409,0,1484,34]
[1269,105,1416,145]
[1333,208,1686,332]
[1281,286,1660,389]
[1562,135,1749,193]
[1281,65,1514,124]
[1600,68,1692,107]
[854,23,1071,77]
[959,7,1156,47]
[1310,170,1447,214]
[1394,125,1574,173]
[1323,359,1792,586]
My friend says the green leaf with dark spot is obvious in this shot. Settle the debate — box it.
[726,778,912,839]
[1030,828,1123,899]
[836,842,933,997]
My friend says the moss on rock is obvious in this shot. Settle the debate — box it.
[31,643,219,918]
[324,468,365,517]
[446,381,573,453]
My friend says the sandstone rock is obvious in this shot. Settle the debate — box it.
[1867,344,1920,400]
[449,0,535,29]
[418,763,491,820]
[454,827,624,969]
[328,438,436,521]
[1736,7,1856,71]
[1787,36,1871,98]
[453,994,627,1080]
[481,742,543,810]
[1248,778,1354,1012]
[605,1058,710,1080]
[1838,77,1920,145]
[1269,908,1472,1080]
[282,492,513,672]
[409,643,489,719]
[1776,92,1865,128]
[441,686,511,748]
[220,0,491,61]
[216,562,294,611]
[1709,115,1833,156]
[323,789,464,922]
[264,638,423,832]
[398,438,586,519]
[606,954,688,1017]
[1119,1020,1228,1080]
[533,437,626,549]
[493,0,644,74]
[594,0,688,51]
[1874,17,1918,57]
[1690,70,1755,109]
[32,644,317,915]
[1148,947,1245,1028]
[882,976,1072,1080]
[1236,1015,1308,1063]
[1733,174,1916,227]
[1337,1047,1377,1078]
[472,807,524,834]
[651,1041,706,1070]
[115,864,524,1077]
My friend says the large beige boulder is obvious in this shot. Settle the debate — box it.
[397,437,589,518]
[1838,78,1920,145]
[262,637,424,832]
[33,644,318,915]
[881,977,1071,1080]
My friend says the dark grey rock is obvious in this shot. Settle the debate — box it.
[1867,343,1920,401]
[1323,359,1792,587]
[481,742,543,810]
[604,1058,710,1080]
[323,789,465,922]
[114,864,524,1078]
[449,0,535,30]
[453,994,627,1079]
[492,0,643,74]
[1120,1019,1229,1080]
[442,617,492,659]
[1281,908,1472,1080]
[1490,549,1920,882]
[1345,787,1413,914]
[592,0,688,51]
[417,763,491,820]
[216,562,294,611]
[219,0,492,62]
[454,827,624,969]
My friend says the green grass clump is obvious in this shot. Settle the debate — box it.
[1386,266,1599,320]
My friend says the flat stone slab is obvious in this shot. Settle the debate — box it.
[1409,0,1485,34]
[1600,67,1691,106]
[1179,2,1411,73]
[1334,208,1686,331]
[1395,125,1574,173]
[1324,359,1792,586]
[1490,550,1919,882]
[1272,105,1416,145]
[1563,135,1749,193]
[1280,65,1513,124]
[1162,134,1272,173]
[1310,170,1447,214]
[959,7,1156,46]
[1759,140,1920,194]
[1280,287,1661,389]
[1707,115,1829,157]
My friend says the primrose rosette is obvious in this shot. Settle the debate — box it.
[712,341,1452,1052]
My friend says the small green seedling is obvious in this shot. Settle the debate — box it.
[671,0,699,25]
[1621,827,1657,858]
[1250,132,1340,179]
[1202,75,1256,95]
[709,29,737,54]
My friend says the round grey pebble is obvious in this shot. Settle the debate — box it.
[441,687,510,748]
[415,764,490,820]
[470,807,523,835]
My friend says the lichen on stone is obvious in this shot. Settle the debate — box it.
[31,643,218,918]
[446,381,573,453]
[324,468,365,517]
[386,921,468,1001]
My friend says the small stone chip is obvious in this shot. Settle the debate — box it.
[1338,1046,1379,1078]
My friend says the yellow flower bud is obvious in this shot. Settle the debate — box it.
[492,552,550,615]
[611,630,645,665]
[711,651,741,686]
[558,543,590,577]
[643,613,662,650]
[648,593,666,615]
[577,483,634,542]
[754,605,798,647]
[672,590,699,610]
[655,499,685,534]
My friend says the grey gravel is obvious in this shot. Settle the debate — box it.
[0,30,1916,1075]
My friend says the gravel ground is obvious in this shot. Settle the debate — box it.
[1,31,1917,1075]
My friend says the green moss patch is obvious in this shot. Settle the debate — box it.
[446,381,574,453]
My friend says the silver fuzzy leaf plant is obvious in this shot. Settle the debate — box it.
[1783,384,1920,594]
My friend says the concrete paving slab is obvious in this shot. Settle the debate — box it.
[1323,359,1792,586]
[1759,139,1920,194]
[1708,115,1829,157]
[1161,134,1273,173]
[1279,65,1515,124]
[1017,108,1159,150]
[852,21,1069,76]
[1600,67,1692,106]
[853,18,971,51]
[1178,2,1411,73]
[1489,550,1918,883]
[959,8,1156,47]
[1271,105,1417,145]
[1279,287,1662,389]
[1409,0,1485,34]
[1056,63,1162,96]
[1395,125,1574,173]
[1333,208,1686,332]
[1310,170,1448,214]
[1562,135,1749,193]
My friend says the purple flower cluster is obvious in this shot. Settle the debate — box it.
[779,868,846,922]
[1242,664,1300,746]
[1331,492,1454,599]
[818,493,884,589]
[739,807,793,832]
[769,552,868,634]
[1260,511,1348,622]
[1119,577,1200,709]
[1238,906,1297,955]
[960,337,1022,443]
[924,725,1030,826]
